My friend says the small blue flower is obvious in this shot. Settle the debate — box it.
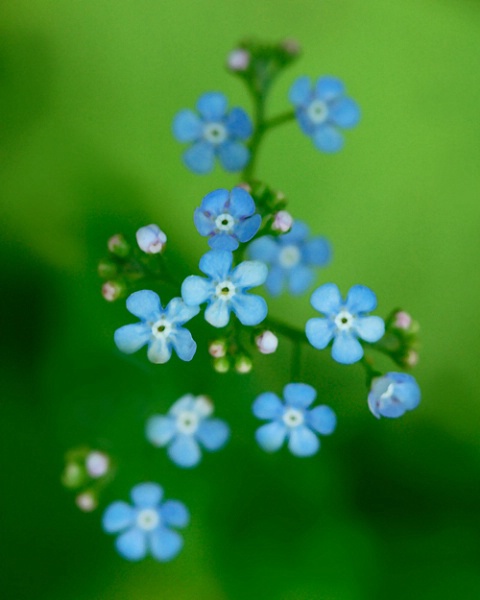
[146,394,230,468]
[253,383,336,457]
[114,290,199,364]
[181,250,268,328]
[194,187,261,251]
[102,482,189,562]
[173,92,252,174]
[368,372,421,419]
[289,76,360,152]
[306,283,385,364]
[248,221,331,295]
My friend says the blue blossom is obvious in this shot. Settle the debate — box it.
[114,290,199,364]
[305,283,385,364]
[181,250,268,328]
[253,383,336,457]
[194,187,261,251]
[248,221,330,295]
[368,372,421,419]
[173,92,252,174]
[146,394,230,468]
[289,76,360,152]
[102,482,188,562]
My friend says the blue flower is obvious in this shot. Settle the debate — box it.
[248,221,331,295]
[305,283,385,364]
[194,187,261,251]
[146,394,230,468]
[368,372,421,419]
[114,290,199,364]
[181,250,268,328]
[173,92,252,174]
[289,76,360,152]
[102,482,189,562]
[252,383,336,457]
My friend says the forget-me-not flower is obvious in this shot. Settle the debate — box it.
[146,394,230,468]
[181,250,268,328]
[194,187,261,251]
[102,482,188,562]
[173,92,252,174]
[368,372,421,419]
[253,383,336,457]
[114,290,199,364]
[248,221,331,295]
[306,283,385,364]
[289,76,360,152]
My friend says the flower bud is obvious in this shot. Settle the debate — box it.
[393,311,412,330]
[368,372,420,419]
[75,491,97,512]
[101,281,125,302]
[97,259,118,279]
[209,339,227,358]
[213,357,230,373]
[236,182,252,193]
[281,38,301,56]
[107,234,130,258]
[136,224,167,254]
[86,451,110,479]
[272,210,293,233]
[255,331,279,354]
[62,463,86,489]
[404,349,419,368]
[227,48,250,71]
[235,355,252,374]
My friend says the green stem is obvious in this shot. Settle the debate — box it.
[291,340,302,382]
[265,316,306,344]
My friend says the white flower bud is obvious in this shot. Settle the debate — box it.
[393,311,412,330]
[235,356,252,374]
[86,451,110,478]
[227,49,250,71]
[136,224,167,254]
[255,331,279,354]
[272,210,293,233]
[209,340,227,358]
[76,492,97,512]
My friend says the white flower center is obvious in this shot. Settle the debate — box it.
[380,383,395,402]
[203,122,227,145]
[136,508,160,531]
[215,213,235,232]
[307,99,329,124]
[176,410,199,435]
[151,318,172,339]
[334,310,354,331]
[282,408,304,428]
[215,280,236,301]
[278,245,301,269]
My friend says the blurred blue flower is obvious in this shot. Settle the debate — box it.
[102,482,189,562]
[114,290,199,364]
[289,76,360,152]
[146,394,230,468]
[181,250,268,328]
[194,187,261,251]
[247,221,330,295]
[173,92,252,173]
[306,283,385,364]
[253,383,336,457]
[368,372,421,419]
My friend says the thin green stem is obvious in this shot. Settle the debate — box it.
[265,316,306,344]
[291,340,302,382]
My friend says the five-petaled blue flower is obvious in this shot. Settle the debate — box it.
[306,283,385,364]
[173,92,252,174]
[146,394,230,468]
[181,250,268,328]
[102,482,189,562]
[368,372,421,419]
[194,187,261,251]
[114,290,199,364]
[289,76,360,153]
[253,383,336,457]
[248,220,331,295]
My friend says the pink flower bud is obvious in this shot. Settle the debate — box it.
[86,451,110,478]
[394,311,412,330]
[227,49,250,71]
[272,210,293,233]
[255,331,279,354]
[101,281,123,302]
[209,340,227,358]
[136,224,167,254]
[107,234,130,257]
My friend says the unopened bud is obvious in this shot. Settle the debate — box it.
[272,210,293,233]
[236,182,251,193]
[86,451,110,478]
[136,224,167,254]
[98,259,118,279]
[213,357,230,373]
[235,355,252,374]
[62,463,85,489]
[76,492,97,512]
[393,311,412,330]
[227,48,250,71]
[108,234,130,258]
[209,339,227,358]
[404,350,419,367]
[101,281,124,302]
[255,331,279,354]
[281,38,301,56]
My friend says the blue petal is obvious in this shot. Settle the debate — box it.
[208,232,239,251]
[165,298,200,325]
[193,209,215,236]
[265,265,285,296]
[197,92,227,121]
[126,290,161,320]
[199,249,233,280]
[288,265,314,295]
[284,383,316,408]
[160,501,189,528]
[114,323,151,354]
[315,76,344,101]
[329,97,360,128]
[147,338,172,364]
[181,275,214,306]
[146,416,176,446]
[205,298,231,328]
[196,419,230,451]
[218,141,249,172]
[228,186,256,217]
[354,316,385,343]
[296,109,315,136]
[231,260,268,289]
[171,327,197,362]
[168,434,201,468]
[183,141,215,174]
[289,76,311,106]
[307,405,337,435]
[345,285,377,314]
[389,374,421,410]
[173,109,202,142]
[247,236,279,263]
[235,214,262,243]
[102,501,134,533]
[281,220,309,244]
[310,283,342,316]
[255,421,287,452]
[288,426,320,457]
[252,392,284,420]
[201,188,229,215]
[150,527,183,562]
[131,483,163,507]
[331,332,364,364]
[305,318,335,350]
[116,527,147,561]
[303,237,331,266]
[225,108,252,139]
[313,125,344,153]
[231,293,267,326]
[169,394,196,415]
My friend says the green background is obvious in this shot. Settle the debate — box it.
[2,1,480,598]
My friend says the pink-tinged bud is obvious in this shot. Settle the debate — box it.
[136,224,167,254]
[213,357,230,373]
[107,234,130,257]
[86,451,110,478]
[235,355,252,374]
[227,48,250,71]
[255,331,279,354]
[209,339,227,358]
[272,210,293,233]
[405,350,419,367]
[236,182,252,193]
[281,38,301,56]
[101,281,124,302]
[76,492,97,512]
[394,311,412,330]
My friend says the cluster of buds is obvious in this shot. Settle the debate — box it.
[245,181,294,235]
[209,329,279,374]
[375,310,420,368]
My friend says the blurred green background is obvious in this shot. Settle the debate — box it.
[2,1,480,598]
